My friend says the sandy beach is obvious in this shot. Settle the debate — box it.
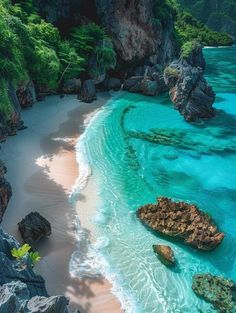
[1,93,123,313]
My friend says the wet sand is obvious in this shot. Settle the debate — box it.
[1,93,123,313]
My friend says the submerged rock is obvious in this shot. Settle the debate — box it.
[192,274,236,313]
[153,245,175,267]
[18,212,51,246]
[164,44,215,122]
[79,80,97,103]
[137,197,224,251]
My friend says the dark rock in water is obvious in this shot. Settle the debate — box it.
[25,295,69,313]
[16,81,36,108]
[18,212,51,245]
[103,77,122,91]
[0,161,12,223]
[137,197,224,251]
[62,78,81,94]
[79,80,97,103]
[192,274,236,313]
[153,245,175,267]
[164,46,215,122]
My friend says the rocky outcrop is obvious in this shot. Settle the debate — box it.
[62,78,81,94]
[16,82,36,108]
[137,197,224,251]
[192,274,236,313]
[18,212,51,246]
[103,77,122,91]
[0,161,12,223]
[79,80,97,103]
[164,45,215,122]
[153,245,175,267]
[0,228,70,312]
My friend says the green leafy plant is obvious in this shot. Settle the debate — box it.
[29,251,41,266]
[11,243,31,260]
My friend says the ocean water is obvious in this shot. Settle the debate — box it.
[73,46,236,313]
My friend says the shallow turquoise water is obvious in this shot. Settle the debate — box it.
[80,46,236,312]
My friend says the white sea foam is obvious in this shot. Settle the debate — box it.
[69,94,141,313]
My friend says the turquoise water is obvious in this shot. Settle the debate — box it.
[79,46,236,312]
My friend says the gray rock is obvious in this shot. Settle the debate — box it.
[0,228,19,258]
[18,212,51,246]
[25,296,69,313]
[0,252,47,297]
[79,80,97,103]
[62,79,81,94]
[0,281,29,312]
[141,79,158,96]
[164,46,215,122]
[123,77,143,93]
[104,77,122,91]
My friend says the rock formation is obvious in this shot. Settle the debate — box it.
[0,161,12,223]
[164,44,215,122]
[18,212,51,246]
[153,245,175,267]
[192,274,236,313]
[137,197,224,251]
[0,228,70,312]
[79,80,97,103]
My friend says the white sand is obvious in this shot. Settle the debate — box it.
[1,94,123,313]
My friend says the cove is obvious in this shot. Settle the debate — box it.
[76,46,236,313]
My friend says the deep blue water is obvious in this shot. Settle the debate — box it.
[77,46,236,312]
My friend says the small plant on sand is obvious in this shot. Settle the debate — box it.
[11,243,41,267]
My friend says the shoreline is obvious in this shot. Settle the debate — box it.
[0,93,123,313]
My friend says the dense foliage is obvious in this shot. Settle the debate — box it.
[175,11,233,48]
[177,0,236,39]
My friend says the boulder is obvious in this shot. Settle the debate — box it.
[164,46,215,122]
[141,79,158,96]
[137,197,224,251]
[79,80,97,103]
[62,78,81,94]
[153,245,175,267]
[123,76,143,93]
[25,296,69,313]
[0,161,12,223]
[16,81,36,108]
[192,274,236,313]
[103,77,122,91]
[0,281,29,313]
[18,212,51,246]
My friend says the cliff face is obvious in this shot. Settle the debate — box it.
[0,162,12,223]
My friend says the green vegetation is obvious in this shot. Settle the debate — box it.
[177,0,236,39]
[175,11,233,48]
[71,23,116,79]
[11,243,41,267]
[0,0,115,121]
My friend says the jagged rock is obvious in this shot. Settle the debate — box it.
[164,46,215,122]
[192,274,236,313]
[18,212,51,246]
[79,80,97,103]
[123,77,143,93]
[62,79,81,94]
[17,82,36,108]
[0,228,19,258]
[25,296,69,313]
[141,79,158,96]
[103,77,122,91]
[153,245,175,267]
[0,161,12,223]
[0,281,29,312]
[137,197,224,251]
